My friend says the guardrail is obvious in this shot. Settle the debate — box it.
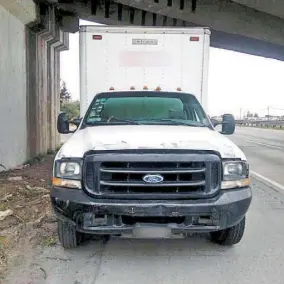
[235,119,284,129]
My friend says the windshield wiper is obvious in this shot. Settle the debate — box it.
[107,117,140,124]
[146,119,206,127]
[85,117,140,126]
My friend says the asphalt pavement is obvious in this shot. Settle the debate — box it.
[230,126,284,187]
[6,126,284,284]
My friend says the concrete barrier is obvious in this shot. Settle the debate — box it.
[235,119,284,129]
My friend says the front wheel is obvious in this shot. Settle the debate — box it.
[58,220,83,249]
[210,216,246,246]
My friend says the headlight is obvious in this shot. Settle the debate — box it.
[223,161,248,181]
[58,162,81,178]
[221,161,250,189]
[53,160,82,189]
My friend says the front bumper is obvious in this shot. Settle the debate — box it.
[50,186,252,236]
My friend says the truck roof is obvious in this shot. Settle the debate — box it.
[95,90,196,97]
[79,26,211,35]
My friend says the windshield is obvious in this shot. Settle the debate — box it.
[83,92,211,128]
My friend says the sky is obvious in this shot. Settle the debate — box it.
[60,20,284,118]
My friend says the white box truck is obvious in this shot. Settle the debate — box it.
[79,26,210,116]
[52,26,252,249]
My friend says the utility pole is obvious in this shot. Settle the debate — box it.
[267,106,270,119]
[240,108,242,119]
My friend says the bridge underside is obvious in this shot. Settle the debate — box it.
[56,0,284,60]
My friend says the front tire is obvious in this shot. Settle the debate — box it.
[210,216,246,246]
[58,220,83,249]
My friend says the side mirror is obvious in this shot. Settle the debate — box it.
[221,114,235,135]
[72,117,82,127]
[57,112,70,134]
[210,118,219,127]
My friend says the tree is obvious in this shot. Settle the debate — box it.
[60,81,71,105]
[61,101,80,119]
[246,111,253,118]
[254,113,259,118]
[60,81,80,119]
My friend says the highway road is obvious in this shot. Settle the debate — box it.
[230,126,284,187]
[7,127,284,284]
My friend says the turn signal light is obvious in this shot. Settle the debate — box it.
[221,178,250,190]
[52,177,81,189]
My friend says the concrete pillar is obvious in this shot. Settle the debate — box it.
[26,3,68,158]
[0,0,36,170]
[0,1,68,170]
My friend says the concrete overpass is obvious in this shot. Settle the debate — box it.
[1,0,284,170]
[57,0,284,60]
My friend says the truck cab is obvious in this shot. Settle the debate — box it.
[52,90,251,248]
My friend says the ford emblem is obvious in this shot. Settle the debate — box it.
[143,174,164,184]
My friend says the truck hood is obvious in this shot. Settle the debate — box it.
[56,125,246,160]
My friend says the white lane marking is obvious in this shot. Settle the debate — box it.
[245,139,283,150]
[251,170,284,193]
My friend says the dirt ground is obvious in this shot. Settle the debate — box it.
[0,155,57,281]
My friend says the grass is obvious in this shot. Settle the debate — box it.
[56,143,64,151]
[0,203,9,211]
[47,149,56,155]
[42,236,57,247]
[25,155,45,166]
[24,146,61,166]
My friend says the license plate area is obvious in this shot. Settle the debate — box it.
[132,224,172,239]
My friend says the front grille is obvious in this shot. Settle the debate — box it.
[84,151,221,199]
[100,161,206,193]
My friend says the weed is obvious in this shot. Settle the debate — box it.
[42,236,57,247]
